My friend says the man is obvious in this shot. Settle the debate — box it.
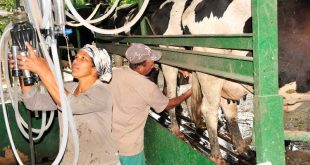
[108,43,192,165]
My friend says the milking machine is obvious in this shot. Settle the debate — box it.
[10,10,38,85]
[1,0,151,164]
[1,1,77,164]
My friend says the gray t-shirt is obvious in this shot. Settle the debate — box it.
[108,67,169,156]
[23,80,119,165]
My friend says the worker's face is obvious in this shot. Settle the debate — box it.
[72,50,96,79]
[142,59,155,75]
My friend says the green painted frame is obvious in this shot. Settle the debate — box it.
[0,103,59,163]
[96,0,286,164]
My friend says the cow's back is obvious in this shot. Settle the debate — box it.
[182,0,251,35]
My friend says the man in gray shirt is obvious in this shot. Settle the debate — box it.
[108,43,192,165]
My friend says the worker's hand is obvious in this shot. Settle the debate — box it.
[177,84,192,96]
[182,88,192,97]
[17,42,49,76]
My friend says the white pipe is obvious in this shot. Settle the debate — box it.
[67,3,101,22]
[0,25,24,165]
[64,0,150,34]
[51,39,79,165]
[0,10,13,16]
[66,0,121,27]
[27,0,43,26]
[40,0,52,29]
[2,30,53,137]
[65,3,102,22]
[66,3,101,27]
[25,1,72,164]
[0,0,79,164]
[3,34,51,140]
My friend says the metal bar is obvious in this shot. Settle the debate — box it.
[96,34,253,50]
[139,0,147,35]
[284,130,310,142]
[97,43,254,84]
[181,123,253,165]
[252,0,285,164]
[58,46,80,50]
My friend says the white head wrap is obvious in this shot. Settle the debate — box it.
[81,44,112,82]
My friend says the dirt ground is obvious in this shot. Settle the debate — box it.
[284,102,310,165]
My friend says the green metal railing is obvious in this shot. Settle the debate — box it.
[0,103,59,163]
[93,0,307,164]
[96,0,286,164]
[96,42,254,83]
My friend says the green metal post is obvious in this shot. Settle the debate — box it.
[138,0,147,35]
[252,0,285,164]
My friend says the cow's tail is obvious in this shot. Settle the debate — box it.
[189,72,203,128]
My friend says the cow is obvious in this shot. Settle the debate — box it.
[150,1,251,163]
[149,0,310,163]
[149,0,192,134]
[59,0,310,163]
[181,0,252,163]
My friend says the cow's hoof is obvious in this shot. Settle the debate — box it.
[170,124,179,134]
[236,143,250,154]
[210,156,227,165]
[170,127,185,140]
[239,150,256,164]
[175,131,186,140]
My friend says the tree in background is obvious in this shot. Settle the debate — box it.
[0,0,14,35]
[110,0,137,5]
[0,0,138,34]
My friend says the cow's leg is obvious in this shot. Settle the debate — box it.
[220,98,250,154]
[188,72,203,129]
[161,64,180,134]
[196,72,224,162]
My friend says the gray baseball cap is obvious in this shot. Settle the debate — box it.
[125,43,162,64]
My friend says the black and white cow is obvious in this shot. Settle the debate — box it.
[61,1,310,163]
[150,1,251,163]
[150,0,310,163]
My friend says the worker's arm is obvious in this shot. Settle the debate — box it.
[18,42,68,106]
[165,88,192,110]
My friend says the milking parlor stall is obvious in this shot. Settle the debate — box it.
[0,0,309,164]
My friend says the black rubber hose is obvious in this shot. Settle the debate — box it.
[26,22,37,48]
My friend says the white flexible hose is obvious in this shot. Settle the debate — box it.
[66,0,121,27]
[0,25,24,165]
[3,33,52,140]
[29,0,80,162]
[27,0,42,26]
[51,39,79,165]
[66,3,101,27]
[2,27,54,137]
[64,0,150,34]
[0,10,13,16]
[25,0,74,164]
[40,0,52,29]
